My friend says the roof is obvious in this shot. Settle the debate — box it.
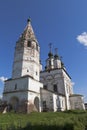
[40,67,71,79]
[70,94,83,97]
[17,18,39,45]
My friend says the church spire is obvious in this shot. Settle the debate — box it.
[45,43,54,70]
[54,48,59,59]
[53,48,62,69]
[17,18,38,44]
[48,43,53,58]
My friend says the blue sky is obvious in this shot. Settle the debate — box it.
[0,0,87,101]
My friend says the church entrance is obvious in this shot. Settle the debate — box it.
[10,97,19,112]
[34,97,39,112]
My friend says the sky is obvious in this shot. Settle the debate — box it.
[0,0,87,101]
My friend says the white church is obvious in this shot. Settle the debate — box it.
[3,19,85,113]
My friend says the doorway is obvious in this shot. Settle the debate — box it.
[34,97,39,112]
[10,97,19,112]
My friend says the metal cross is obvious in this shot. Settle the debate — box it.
[49,43,52,52]
[55,48,58,55]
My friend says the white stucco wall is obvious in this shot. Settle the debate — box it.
[28,78,43,93]
[3,76,43,105]
[40,88,66,112]
[70,95,85,110]
[53,95,66,111]
[40,89,54,111]
[40,69,66,95]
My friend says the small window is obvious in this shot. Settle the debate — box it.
[49,60,51,66]
[43,85,47,89]
[27,69,29,72]
[15,84,17,90]
[36,71,38,75]
[43,101,47,108]
[27,41,31,47]
[53,84,57,92]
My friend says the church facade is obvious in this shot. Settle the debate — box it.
[3,19,85,113]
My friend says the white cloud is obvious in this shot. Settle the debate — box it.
[0,76,7,83]
[77,32,87,46]
[72,82,75,86]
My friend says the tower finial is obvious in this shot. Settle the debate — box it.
[54,48,59,59]
[49,43,52,52]
[55,48,58,55]
[48,43,53,58]
[27,18,31,23]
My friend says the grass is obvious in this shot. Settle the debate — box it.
[0,110,87,130]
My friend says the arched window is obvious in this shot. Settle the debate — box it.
[27,41,31,47]
[43,85,47,89]
[15,84,17,90]
[36,71,38,75]
[53,84,57,92]
[27,69,29,72]
[49,60,51,66]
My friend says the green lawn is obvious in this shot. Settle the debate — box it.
[0,110,87,130]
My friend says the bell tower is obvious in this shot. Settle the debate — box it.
[12,19,41,81]
[3,19,43,113]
